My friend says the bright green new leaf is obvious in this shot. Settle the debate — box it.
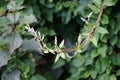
[54,54,61,63]
[59,40,64,48]
[60,52,65,59]
[77,34,81,44]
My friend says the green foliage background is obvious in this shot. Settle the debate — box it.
[0,0,120,80]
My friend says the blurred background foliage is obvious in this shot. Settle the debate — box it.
[0,0,120,80]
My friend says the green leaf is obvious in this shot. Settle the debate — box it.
[110,74,116,80]
[96,26,108,34]
[90,70,97,79]
[100,34,107,43]
[91,49,99,58]
[53,59,65,69]
[55,2,63,12]
[30,74,46,80]
[60,52,65,59]
[7,12,21,23]
[101,14,109,24]
[62,12,71,24]
[88,4,99,14]
[0,37,6,45]
[110,35,118,46]
[2,70,21,80]
[0,50,11,68]
[21,14,37,24]
[90,33,99,47]
[0,17,10,26]
[54,54,61,63]
[77,34,81,44]
[98,44,107,57]
[16,0,24,6]
[6,32,23,54]
[116,69,120,76]
[95,59,101,73]
[71,58,84,68]
[21,39,43,55]
[32,5,41,19]
[92,0,101,7]
[7,0,16,11]
[98,74,109,80]
[105,0,118,6]
[39,0,45,5]
[59,40,64,48]
[116,39,120,48]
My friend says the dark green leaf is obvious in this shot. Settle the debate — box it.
[92,0,101,7]
[98,44,107,57]
[0,17,10,26]
[21,14,37,24]
[71,58,84,68]
[101,14,109,24]
[2,70,21,80]
[110,35,118,46]
[6,32,23,54]
[21,39,43,55]
[91,49,99,58]
[39,0,45,5]
[116,69,120,76]
[90,70,97,79]
[53,59,65,69]
[116,38,120,48]
[55,2,63,12]
[30,74,46,80]
[0,50,11,68]
[7,12,21,23]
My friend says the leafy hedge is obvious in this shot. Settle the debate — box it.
[0,0,120,80]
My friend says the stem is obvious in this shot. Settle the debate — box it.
[58,0,106,53]
[13,12,16,32]
[80,0,106,48]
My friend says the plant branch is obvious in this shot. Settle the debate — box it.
[80,0,106,48]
